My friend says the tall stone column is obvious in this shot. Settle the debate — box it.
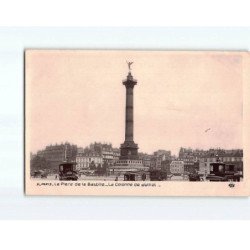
[125,73,135,142]
[120,71,139,160]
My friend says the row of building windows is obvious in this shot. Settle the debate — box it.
[76,155,118,160]
[118,160,142,164]
[203,157,243,162]
[76,157,102,162]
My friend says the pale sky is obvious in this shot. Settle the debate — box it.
[26,50,243,155]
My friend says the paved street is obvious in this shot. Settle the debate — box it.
[170,175,188,181]
[32,174,190,182]
[31,174,124,181]
[78,175,124,181]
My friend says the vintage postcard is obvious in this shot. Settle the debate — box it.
[25,50,250,196]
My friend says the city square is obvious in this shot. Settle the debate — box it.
[29,54,243,182]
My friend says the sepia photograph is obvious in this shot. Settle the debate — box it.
[25,50,250,195]
[2,4,250,250]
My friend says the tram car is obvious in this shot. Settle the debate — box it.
[206,162,241,182]
[124,171,148,181]
[59,162,78,181]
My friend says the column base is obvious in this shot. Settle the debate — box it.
[120,141,139,160]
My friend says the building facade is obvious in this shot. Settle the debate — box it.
[76,152,102,171]
[183,160,199,173]
[161,159,171,173]
[102,144,114,164]
[141,154,153,168]
[36,142,77,170]
[150,150,172,170]
[199,149,243,175]
[84,142,121,165]
[170,161,184,175]
[112,148,120,164]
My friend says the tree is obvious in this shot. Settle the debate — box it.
[95,164,103,176]
[89,161,96,170]
[102,161,109,175]
[30,156,51,173]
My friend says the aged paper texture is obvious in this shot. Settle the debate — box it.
[25,50,250,196]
